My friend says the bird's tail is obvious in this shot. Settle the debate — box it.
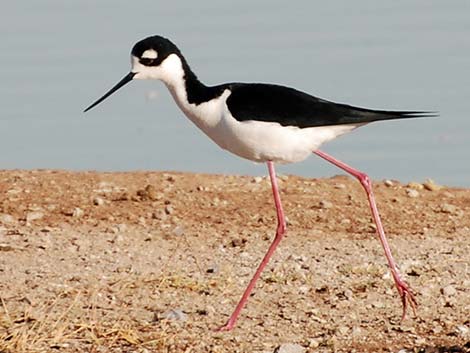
[343,105,438,123]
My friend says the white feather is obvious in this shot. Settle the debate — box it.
[132,54,363,163]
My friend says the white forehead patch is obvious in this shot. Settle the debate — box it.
[141,49,158,59]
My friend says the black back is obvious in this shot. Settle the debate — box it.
[132,36,436,128]
[224,83,434,128]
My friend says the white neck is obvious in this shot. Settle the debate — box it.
[151,54,229,132]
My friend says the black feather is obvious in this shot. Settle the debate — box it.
[225,83,437,128]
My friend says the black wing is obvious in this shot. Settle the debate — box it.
[225,83,436,128]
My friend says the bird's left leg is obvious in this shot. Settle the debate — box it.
[313,149,417,320]
[217,161,286,331]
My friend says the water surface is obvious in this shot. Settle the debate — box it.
[1,1,469,186]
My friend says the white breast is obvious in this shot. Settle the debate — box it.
[157,55,362,164]
[177,90,362,164]
[212,105,362,163]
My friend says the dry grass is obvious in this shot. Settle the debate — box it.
[0,275,200,353]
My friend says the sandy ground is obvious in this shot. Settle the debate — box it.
[0,170,469,353]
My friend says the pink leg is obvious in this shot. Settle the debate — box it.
[217,161,286,331]
[314,150,417,320]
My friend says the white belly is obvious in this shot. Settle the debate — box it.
[209,115,362,164]
[168,85,362,164]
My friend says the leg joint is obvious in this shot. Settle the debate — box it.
[357,171,371,189]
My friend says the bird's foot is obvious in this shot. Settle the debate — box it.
[214,320,235,332]
[395,278,418,321]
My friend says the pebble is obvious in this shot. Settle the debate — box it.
[407,182,424,190]
[337,326,349,335]
[164,205,174,215]
[26,211,44,222]
[371,300,385,309]
[319,200,333,209]
[72,207,84,218]
[384,179,394,187]
[93,197,105,206]
[0,244,15,252]
[423,178,442,191]
[273,343,305,353]
[163,308,187,322]
[0,213,16,224]
[172,225,184,237]
[352,326,362,337]
[252,176,263,183]
[406,189,419,198]
[152,210,167,221]
[334,183,346,190]
[442,191,454,198]
[439,203,458,214]
[441,284,457,297]
[308,339,320,348]
[456,325,470,338]
[415,337,426,345]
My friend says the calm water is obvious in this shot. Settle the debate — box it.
[1,1,469,186]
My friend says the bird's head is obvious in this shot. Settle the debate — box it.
[84,35,182,112]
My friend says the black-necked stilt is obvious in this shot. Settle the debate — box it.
[85,35,436,331]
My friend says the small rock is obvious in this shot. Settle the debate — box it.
[423,178,442,191]
[252,176,263,183]
[337,326,349,335]
[319,200,333,209]
[206,265,218,274]
[164,205,174,215]
[0,214,16,224]
[406,189,419,198]
[384,179,394,187]
[340,218,351,226]
[308,339,320,348]
[334,183,346,189]
[415,337,426,345]
[163,308,187,322]
[456,325,470,338]
[72,207,84,218]
[0,244,15,252]
[442,191,454,198]
[26,211,44,222]
[439,203,457,214]
[352,326,362,337]
[136,185,159,201]
[116,224,127,232]
[441,285,457,297]
[145,185,159,200]
[93,197,105,206]
[274,343,305,353]
[371,300,385,309]
[152,210,167,220]
[172,225,184,237]
[230,237,247,247]
[407,182,424,190]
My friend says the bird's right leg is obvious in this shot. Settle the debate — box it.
[313,149,417,320]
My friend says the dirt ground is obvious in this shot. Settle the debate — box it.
[0,170,469,353]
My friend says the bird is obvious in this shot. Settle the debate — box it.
[84,35,435,331]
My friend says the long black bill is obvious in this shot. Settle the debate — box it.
[84,72,136,112]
